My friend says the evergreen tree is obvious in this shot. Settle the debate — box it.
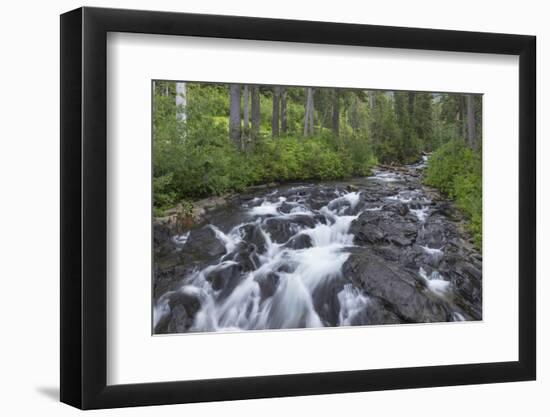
[412,92,433,151]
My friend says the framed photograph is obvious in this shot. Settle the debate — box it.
[60,6,536,409]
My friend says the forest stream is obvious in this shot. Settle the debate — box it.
[153,156,482,333]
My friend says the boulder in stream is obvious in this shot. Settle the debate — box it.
[342,249,448,323]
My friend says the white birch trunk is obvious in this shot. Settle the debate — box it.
[175,82,187,122]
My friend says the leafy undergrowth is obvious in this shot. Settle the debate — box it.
[153,132,376,215]
[425,140,482,250]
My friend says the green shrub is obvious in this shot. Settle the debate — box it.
[425,140,482,249]
[152,82,375,214]
[153,173,177,214]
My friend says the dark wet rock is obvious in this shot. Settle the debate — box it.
[238,193,258,202]
[206,262,243,295]
[363,195,382,203]
[373,244,406,262]
[449,267,482,319]
[388,203,410,216]
[184,226,226,258]
[416,221,451,248]
[328,200,347,212]
[351,222,385,245]
[350,210,417,247]
[153,222,177,257]
[312,277,346,327]
[350,296,403,325]
[153,263,194,300]
[458,262,482,281]
[414,249,443,269]
[240,224,267,253]
[255,272,280,300]
[437,202,462,221]
[472,253,483,262]
[155,289,202,334]
[342,250,448,322]
[285,233,313,250]
[279,202,297,214]
[229,244,261,272]
[387,233,415,247]
[276,263,294,274]
[262,218,297,243]
[379,219,417,247]
[309,197,333,210]
[263,215,316,243]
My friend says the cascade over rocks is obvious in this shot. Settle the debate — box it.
[153,158,482,333]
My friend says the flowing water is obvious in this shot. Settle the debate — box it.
[154,157,482,334]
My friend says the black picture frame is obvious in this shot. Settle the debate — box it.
[60,6,536,410]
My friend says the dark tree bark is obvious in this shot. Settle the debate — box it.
[243,85,250,136]
[272,86,280,137]
[229,84,241,145]
[407,92,415,122]
[466,94,476,149]
[251,85,261,140]
[462,97,468,142]
[281,87,287,134]
[303,89,310,136]
[369,91,376,111]
[304,87,314,136]
[332,89,340,137]
[457,96,467,142]
[350,95,359,133]
[309,88,315,136]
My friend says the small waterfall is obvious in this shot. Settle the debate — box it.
[338,284,369,326]
[172,231,190,246]
[411,207,429,222]
[248,196,286,216]
[158,189,364,332]
[452,312,466,322]
[368,170,400,182]
[419,267,451,297]
[208,225,242,254]
[420,245,444,264]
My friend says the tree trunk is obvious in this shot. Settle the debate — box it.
[243,85,250,136]
[407,92,415,122]
[455,96,466,141]
[175,82,187,122]
[350,95,359,133]
[281,87,287,134]
[332,89,340,137]
[304,89,310,136]
[251,85,261,140]
[304,87,314,136]
[466,94,476,149]
[369,91,376,111]
[272,86,280,137]
[229,84,241,146]
[308,88,315,136]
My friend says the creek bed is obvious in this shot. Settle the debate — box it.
[153,159,482,334]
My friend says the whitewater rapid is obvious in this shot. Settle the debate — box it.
[155,190,362,331]
[154,157,482,333]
